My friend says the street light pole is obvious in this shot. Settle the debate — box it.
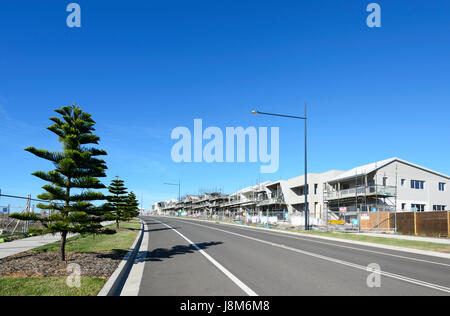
[252,104,309,230]
[164,180,181,215]
[304,103,308,231]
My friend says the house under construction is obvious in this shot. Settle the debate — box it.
[153,158,450,226]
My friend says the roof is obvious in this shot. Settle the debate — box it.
[266,180,285,188]
[233,181,271,195]
[327,157,450,182]
[285,170,345,188]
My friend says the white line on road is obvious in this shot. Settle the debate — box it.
[172,218,450,294]
[195,220,450,268]
[168,216,450,261]
[151,218,258,296]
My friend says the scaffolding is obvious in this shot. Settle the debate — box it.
[323,166,399,232]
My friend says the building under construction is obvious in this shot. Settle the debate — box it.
[153,158,450,227]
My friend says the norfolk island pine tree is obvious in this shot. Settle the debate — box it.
[105,177,129,229]
[9,104,115,261]
[125,192,140,220]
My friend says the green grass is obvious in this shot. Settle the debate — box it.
[1,219,141,296]
[33,220,141,254]
[0,277,106,296]
[293,230,450,253]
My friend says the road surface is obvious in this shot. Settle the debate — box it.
[134,216,450,296]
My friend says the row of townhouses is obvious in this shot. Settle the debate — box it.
[152,158,450,224]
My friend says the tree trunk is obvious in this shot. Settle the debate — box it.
[62,179,70,261]
[60,231,67,261]
[116,219,119,229]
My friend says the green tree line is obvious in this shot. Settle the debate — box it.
[10,104,140,261]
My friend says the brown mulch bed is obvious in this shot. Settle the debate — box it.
[0,251,124,279]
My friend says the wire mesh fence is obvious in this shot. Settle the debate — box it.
[0,191,46,240]
[157,208,450,237]
[158,209,324,231]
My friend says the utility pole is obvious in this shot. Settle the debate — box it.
[164,180,181,215]
[252,103,309,230]
[304,103,308,230]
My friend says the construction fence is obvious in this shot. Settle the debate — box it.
[163,209,450,237]
[360,211,450,237]
[0,192,44,239]
[170,211,331,229]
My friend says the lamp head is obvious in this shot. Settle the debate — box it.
[251,110,259,115]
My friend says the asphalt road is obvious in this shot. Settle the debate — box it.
[138,216,450,296]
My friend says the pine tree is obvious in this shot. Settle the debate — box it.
[10,104,115,261]
[125,192,140,220]
[105,177,129,228]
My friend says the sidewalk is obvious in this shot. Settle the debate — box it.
[0,233,77,259]
[0,221,115,259]
[352,232,450,245]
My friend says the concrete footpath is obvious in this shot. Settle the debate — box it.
[0,233,77,259]
[0,221,115,259]
[352,232,450,245]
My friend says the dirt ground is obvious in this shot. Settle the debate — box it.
[0,251,124,279]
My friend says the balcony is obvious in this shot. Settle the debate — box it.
[221,198,255,207]
[325,185,396,200]
[256,195,285,206]
[219,195,285,208]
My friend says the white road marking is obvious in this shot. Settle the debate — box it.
[198,220,450,268]
[172,218,450,294]
[151,218,258,296]
[170,216,450,266]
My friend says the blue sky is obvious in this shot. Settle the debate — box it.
[1,0,449,209]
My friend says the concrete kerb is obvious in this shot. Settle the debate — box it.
[158,216,450,260]
[120,221,149,296]
[97,220,145,296]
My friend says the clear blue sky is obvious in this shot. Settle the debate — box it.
[1,0,449,209]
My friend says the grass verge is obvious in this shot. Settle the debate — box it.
[0,219,141,296]
[294,230,450,253]
[0,277,106,296]
[33,219,141,254]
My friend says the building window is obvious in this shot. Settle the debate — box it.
[438,182,445,191]
[401,179,405,186]
[410,180,424,190]
[382,177,388,186]
[433,205,446,211]
[296,185,309,196]
[401,203,406,210]
[411,204,425,212]
[314,184,318,195]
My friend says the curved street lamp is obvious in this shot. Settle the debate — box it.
[251,104,309,230]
